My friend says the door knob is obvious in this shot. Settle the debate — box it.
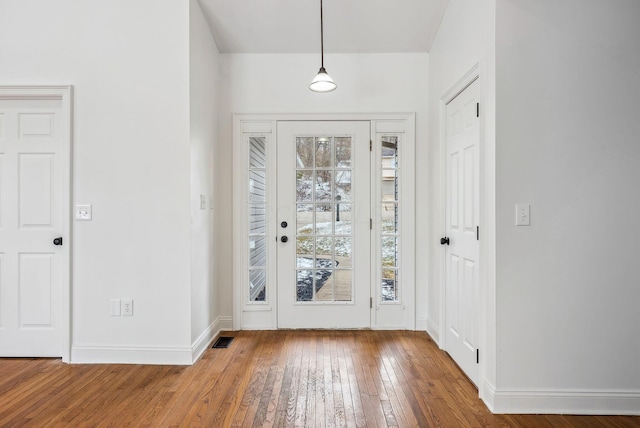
[280,236,288,243]
[281,221,288,228]
[440,237,450,245]
[53,237,63,246]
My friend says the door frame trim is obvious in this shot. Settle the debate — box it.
[0,85,73,362]
[232,113,415,331]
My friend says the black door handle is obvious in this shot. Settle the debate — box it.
[53,237,63,246]
[281,236,288,243]
[440,237,449,245]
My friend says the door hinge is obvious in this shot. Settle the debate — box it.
[370,140,372,151]
[476,226,479,241]
[370,297,373,308]
[476,349,479,364]
[370,218,373,230]
[476,103,480,118]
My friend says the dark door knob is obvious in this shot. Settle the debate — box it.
[53,237,63,246]
[440,237,450,245]
[281,221,288,228]
[280,236,288,243]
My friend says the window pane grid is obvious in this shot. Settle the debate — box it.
[295,136,353,303]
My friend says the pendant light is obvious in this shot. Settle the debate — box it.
[309,0,336,92]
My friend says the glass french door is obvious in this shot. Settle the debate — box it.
[276,121,371,328]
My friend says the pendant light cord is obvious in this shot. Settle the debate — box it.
[320,0,324,69]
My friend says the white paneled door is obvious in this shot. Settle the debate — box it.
[0,90,70,357]
[444,79,480,385]
[276,121,371,328]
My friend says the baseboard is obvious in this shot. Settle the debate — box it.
[218,315,233,331]
[71,316,235,366]
[415,316,427,332]
[426,317,440,345]
[190,317,223,364]
[484,385,640,415]
[71,345,193,365]
[480,380,497,412]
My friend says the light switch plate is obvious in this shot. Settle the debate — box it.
[76,204,92,221]
[110,299,121,316]
[516,203,530,226]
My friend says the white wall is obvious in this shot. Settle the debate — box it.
[426,0,497,394]
[493,0,640,412]
[0,0,194,363]
[189,0,221,352]
[217,53,429,324]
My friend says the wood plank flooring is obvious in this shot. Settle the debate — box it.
[1,330,638,427]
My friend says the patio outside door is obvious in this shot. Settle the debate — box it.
[276,121,371,328]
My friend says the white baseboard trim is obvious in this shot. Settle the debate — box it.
[426,317,440,345]
[71,344,193,365]
[218,315,233,331]
[480,380,497,412]
[484,384,640,415]
[71,316,234,366]
[191,317,224,364]
[415,316,427,332]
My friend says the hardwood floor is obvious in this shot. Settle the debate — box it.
[1,330,638,427]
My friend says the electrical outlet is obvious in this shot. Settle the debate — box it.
[121,299,134,316]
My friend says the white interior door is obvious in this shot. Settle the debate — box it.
[444,79,480,385]
[276,121,371,328]
[0,94,69,357]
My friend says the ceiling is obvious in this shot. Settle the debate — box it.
[198,0,450,54]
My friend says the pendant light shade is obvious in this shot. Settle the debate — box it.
[309,0,336,92]
[309,67,337,92]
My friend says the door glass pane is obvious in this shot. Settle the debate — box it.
[296,171,313,202]
[335,170,352,201]
[297,270,313,301]
[249,170,266,202]
[380,136,399,302]
[335,237,351,259]
[296,135,353,303]
[249,269,266,302]
[382,269,397,301]
[315,275,334,301]
[315,170,332,202]
[314,203,333,234]
[297,236,313,261]
[315,237,333,264]
[315,137,332,168]
[250,237,267,267]
[335,204,351,236]
[382,202,398,234]
[297,137,314,168]
[249,137,266,168]
[248,137,267,303]
[335,137,351,167]
[381,236,398,268]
